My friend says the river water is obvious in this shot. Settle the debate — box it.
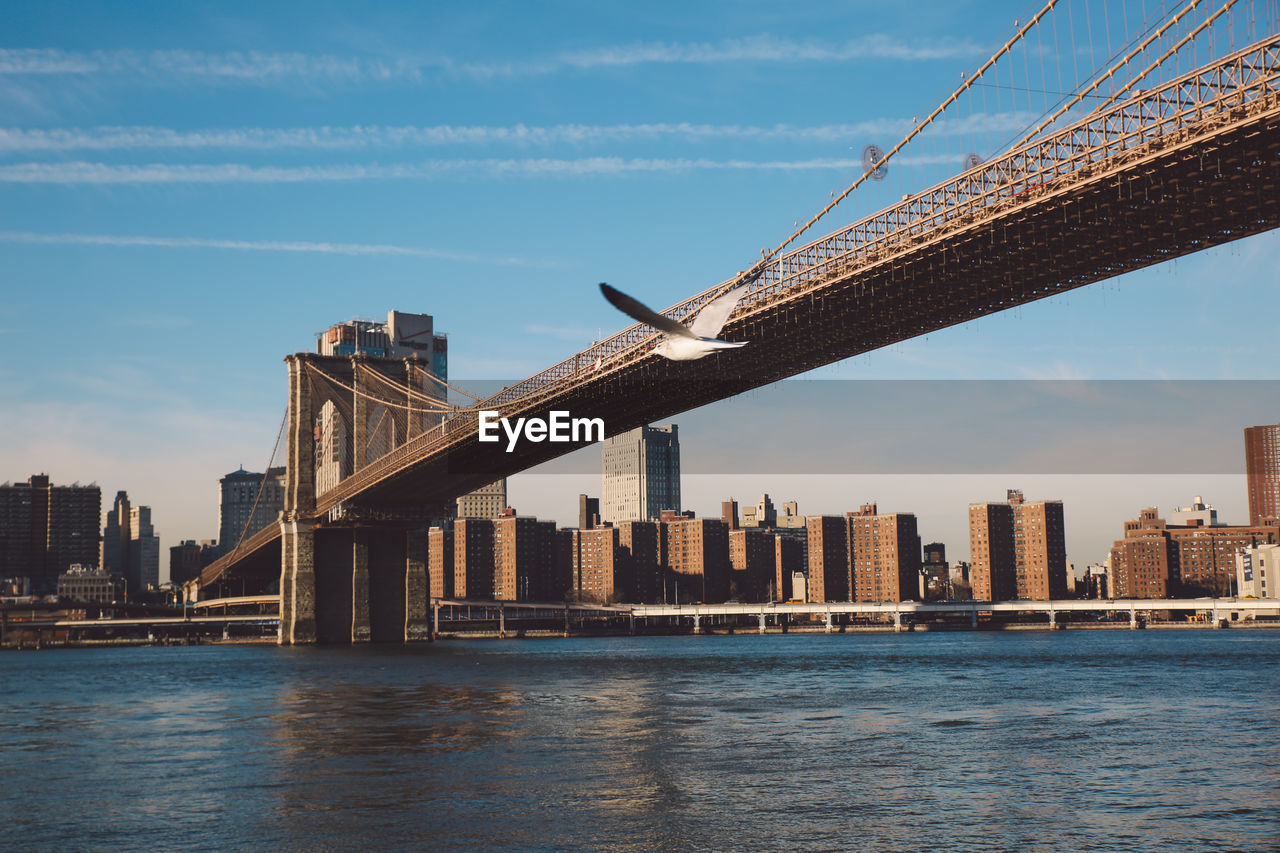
[2,630,1277,852]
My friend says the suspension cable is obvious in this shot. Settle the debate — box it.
[1090,0,1240,114]
[729,0,1062,291]
[354,361,463,410]
[222,405,288,565]
[1010,0,1212,148]
[306,362,470,414]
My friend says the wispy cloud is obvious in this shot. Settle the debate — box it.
[0,120,914,152]
[0,155,980,184]
[0,36,983,86]
[0,48,432,82]
[0,112,1034,154]
[0,231,549,266]
[466,35,984,77]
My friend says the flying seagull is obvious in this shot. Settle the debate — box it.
[599,282,749,361]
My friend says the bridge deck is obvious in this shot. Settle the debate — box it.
[202,36,1280,588]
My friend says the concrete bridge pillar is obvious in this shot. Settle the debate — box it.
[405,528,430,641]
[280,355,317,646]
[279,516,316,645]
[970,609,978,629]
[692,614,701,634]
[1048,609,1057,630]
[351,529,372,642]
[824,612,833,633]
[758,613,767,634]
[1129,606,1138,629]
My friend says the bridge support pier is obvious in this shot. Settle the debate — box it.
[970,610,978,629]
[758,613,767,634]
[1129,607,1138,629]
[692,614,701,634]
[279,517,316,645]
[405,528,430,642]
[1048,609,1057,630]
[352,529,372,642]
[289,524,433,644]
[824,612,832,633]
[893,611,904,633]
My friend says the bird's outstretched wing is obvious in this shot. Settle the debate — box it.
[688,283,749,340]
[600,283,697,339]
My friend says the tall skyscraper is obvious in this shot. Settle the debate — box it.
[848,504,921,603]
[559,526,624,603]
[969,489,1067,601]
[0,474,100,594]
[218,467,285,550]
[493,515,559,601]
[806,516,850,603]
[662,517,730,603]
[1245,424,1280,525]
[601,424,680,523]
[102,491,131,577]
[578,494,601,530]
[457,479,507,519]
[128,506,160,592]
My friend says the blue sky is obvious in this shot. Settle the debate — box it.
[2,0,1277,577]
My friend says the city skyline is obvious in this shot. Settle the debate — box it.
[2,0,1278,572]
[4,419,1271,587]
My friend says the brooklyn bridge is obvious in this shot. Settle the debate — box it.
[193,4,1280,643]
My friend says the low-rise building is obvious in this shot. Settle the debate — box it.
[1109,505,1280,597]
[57,565,122,603]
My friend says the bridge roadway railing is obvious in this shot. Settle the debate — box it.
[198,518,287,587]
[309,36,1279,514]
[630,598,1280,619]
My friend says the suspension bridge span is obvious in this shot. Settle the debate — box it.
[196,24,1280,643]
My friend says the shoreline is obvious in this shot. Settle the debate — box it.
[4,619,1279,649]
